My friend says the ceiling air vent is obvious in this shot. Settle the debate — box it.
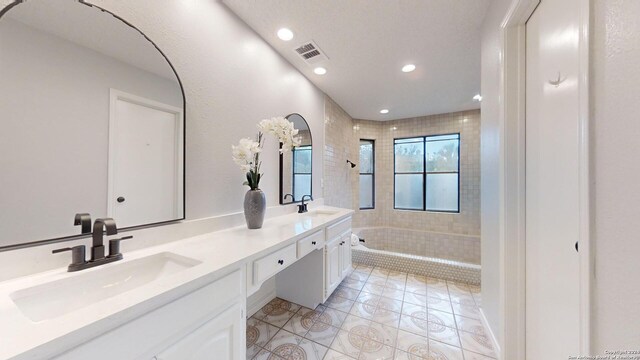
[293,40,328,65]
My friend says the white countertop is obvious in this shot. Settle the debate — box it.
[0,206,353,360]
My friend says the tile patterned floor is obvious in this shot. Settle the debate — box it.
[246,264,495,360]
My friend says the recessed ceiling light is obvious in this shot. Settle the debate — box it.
[402,64,416,73]
[380,109,389,114]
[313,67,327,75]
[473,94,483,101]
[277,28,294,41]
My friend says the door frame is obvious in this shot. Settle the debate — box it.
[107,88,185,221]
[499,0,591,358]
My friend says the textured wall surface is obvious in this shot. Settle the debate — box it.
[355,227,480,265]
[591,0,640,351]
[323,96,354,209]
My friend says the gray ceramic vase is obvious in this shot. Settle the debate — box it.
[244,189,266,229]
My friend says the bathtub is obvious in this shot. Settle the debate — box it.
[352,227,481,285]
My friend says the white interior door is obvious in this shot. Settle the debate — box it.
[108,89,183,228]
[525,0,581,358]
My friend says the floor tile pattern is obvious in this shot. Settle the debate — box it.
[246,265,494,360]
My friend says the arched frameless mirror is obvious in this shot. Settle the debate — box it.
[279,114,312,204]
[0,0,185,250]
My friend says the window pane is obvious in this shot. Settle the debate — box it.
[395,142,424,172]
[359,174,374,208]
[395,137,423,144]
[359,140,374,174]
[426,173,458,211]
[426,139,459,172]
[394,174,423,209]
[293,174,311,201]
[425,134,459,142]
[293,147,312,173]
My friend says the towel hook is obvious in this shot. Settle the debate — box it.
[548,72,566,87]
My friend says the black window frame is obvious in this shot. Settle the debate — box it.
[359,139,375,210]
[291,145,312,201]
[393,133,460,213]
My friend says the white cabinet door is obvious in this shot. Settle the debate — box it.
[339,233,352,279]
[325,237,342,295]
[156,302,244,360]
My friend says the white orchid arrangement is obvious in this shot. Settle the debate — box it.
[232,117,301,190]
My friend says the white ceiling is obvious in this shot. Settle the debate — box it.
[223,0,490,120]
[6,0,177,81]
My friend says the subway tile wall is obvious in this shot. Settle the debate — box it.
[351,246,481,284]
[323,96,355,209]
[324,96,481,265]
[351,110,481,237]
[354,227,481,265]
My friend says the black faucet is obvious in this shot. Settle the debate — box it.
[91,218,118,261]
[74,213,92,234]
[284,193,294,202]
[298,195,313,213]
[53,216,133,272]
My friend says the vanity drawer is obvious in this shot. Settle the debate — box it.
[253,243,297,285]
[326,217,352,241]
[297,230,325,258]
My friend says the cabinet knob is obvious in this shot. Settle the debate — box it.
[312,241,317,245]
[117,196,126,203]
[278,259,284,265]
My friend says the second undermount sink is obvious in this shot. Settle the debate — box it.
[303,209,339,218]
[10,252,201,322]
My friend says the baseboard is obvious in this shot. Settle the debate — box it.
[479,307,502,359]
[246,278,276,318]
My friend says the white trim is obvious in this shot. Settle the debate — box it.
[499,0,592,358]
[499,2,539,359]
[479,307,501,357]
[107,89,184,221]
[577,0,592,354]
[246,278,276,318]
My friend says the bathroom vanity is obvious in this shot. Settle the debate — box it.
[0,207,353,360]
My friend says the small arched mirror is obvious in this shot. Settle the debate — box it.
[280,114,312,204]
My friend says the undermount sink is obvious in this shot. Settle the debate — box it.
[303,209,339,218]
[10,252,201,322]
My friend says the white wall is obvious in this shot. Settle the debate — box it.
[591,0,640,351]
[0,18,182,245]
[0,0,326,247]
[479,0,512,346]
